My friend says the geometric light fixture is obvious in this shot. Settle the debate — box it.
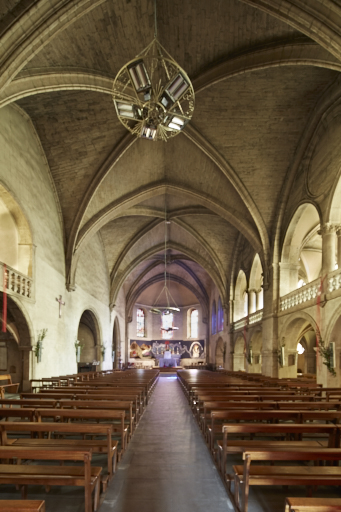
[112,2,194,141]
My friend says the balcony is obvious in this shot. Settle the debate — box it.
[232,309,263,331]
[0,262,33,300]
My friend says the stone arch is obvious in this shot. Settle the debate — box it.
[280,203,321,296]
[0,293,33,391]
[248,329,262,374]
[249,254,263,313]
[77,309,101,364]
[0,182,33,277]
[279,312,318,379]
[233,335,245,371]
[112,316,121,369]
[234,270,248,321]
[215,337,225,368]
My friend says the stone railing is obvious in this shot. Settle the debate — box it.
[328,268,341,293]
[0,262,33,300]
[279,278,319,312]
[232,309,263,331]
[249,310,263,325]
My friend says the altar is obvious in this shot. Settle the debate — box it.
[157,350,181,368]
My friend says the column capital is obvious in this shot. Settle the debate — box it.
[318,223,338,236]
[336,226,341,237]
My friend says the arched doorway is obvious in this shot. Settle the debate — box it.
[233,336,245,371]
[0,293,32,392]
[248,330,262,374]
[77,310,100,365]
[112,317,121,369]
[279,315,317,379]
[215,337,225,368]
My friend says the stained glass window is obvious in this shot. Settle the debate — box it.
[217,297,224,332]
[190,309,198,338]
[136,308,145,337]
[162,312,173,339]
[211,301,217,335]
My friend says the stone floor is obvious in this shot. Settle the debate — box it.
[2,377,341,511]
[100,375,229,512]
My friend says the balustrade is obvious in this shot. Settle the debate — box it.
[0,262,32,300]
[232,310,263,331]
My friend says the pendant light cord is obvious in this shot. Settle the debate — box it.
[154,0,157,39]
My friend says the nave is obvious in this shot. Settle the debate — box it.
[101,375,228,512]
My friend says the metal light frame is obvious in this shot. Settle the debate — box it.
[112,38,195,142]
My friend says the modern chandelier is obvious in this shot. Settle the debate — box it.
[112,0,195,142]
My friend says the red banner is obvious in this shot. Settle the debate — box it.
[2,264,7,333]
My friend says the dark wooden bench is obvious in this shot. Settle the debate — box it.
[0,421,117,483]
[0,375,20,398]
[0,408,36,422]
[234,448,341,512]
[58,399,135,438]
[34,408,127,459]
[285,497,341,511]
[208,410,302,451]
[219,423,337,478]
[0,501,45,511]
[0,445,101,512]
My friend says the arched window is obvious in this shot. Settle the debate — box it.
[136,308,145,337]
[217,298,224,332]
[162,312,173,339]
[211,301,217,335]
[190,309,198,338]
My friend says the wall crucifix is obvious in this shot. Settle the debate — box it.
[56,295,65,318]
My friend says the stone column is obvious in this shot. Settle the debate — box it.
[319,224,337,276]
[248,290,256,314]
[336,227,341,269]
[256,289,263,311]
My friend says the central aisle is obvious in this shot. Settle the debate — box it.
[101,375,230,512]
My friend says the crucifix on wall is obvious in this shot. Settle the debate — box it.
[56,295,65,318]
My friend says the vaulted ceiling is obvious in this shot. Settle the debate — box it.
[1,0,341,312]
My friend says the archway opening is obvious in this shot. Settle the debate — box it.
[112,317,121,369]
[215,337,225,368]
[280,204,321,296]
[77,310,100,365]
[280,317,316,379]
[0,293,32,391]
[234,270,248,321]
[233,336,245,371]
[248,330,262,374]
[0,184,33,277]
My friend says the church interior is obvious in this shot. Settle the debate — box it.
[2,0,341,511]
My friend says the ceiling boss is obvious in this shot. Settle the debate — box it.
[112,0,195,142]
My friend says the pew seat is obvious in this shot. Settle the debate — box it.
[233,449,341,512]
[0,446,101,512]
[0,501,45,511]
[285,497,341,511]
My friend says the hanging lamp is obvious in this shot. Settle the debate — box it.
[112,0,195,142]
[150,204,180,336]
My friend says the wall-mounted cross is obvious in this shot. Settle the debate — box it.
[56,295,65,318]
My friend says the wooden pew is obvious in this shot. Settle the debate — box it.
[21,392,142,423]
[58,399,135,438]
[0,501,45,511]
[219,423,337,478]
[0,408,36,421]
[234,448,341,512]
[0,375,19,398]
[34,408,127,459]
[285,498,341,511]
[0,421,117,483]
[0,446,101,512]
